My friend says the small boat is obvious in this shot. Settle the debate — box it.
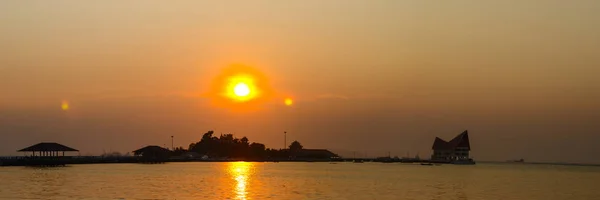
[353,160,364,163]
[420,163,434,166]
[507,159,525,163]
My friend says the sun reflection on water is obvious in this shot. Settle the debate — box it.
[228,162,254,200]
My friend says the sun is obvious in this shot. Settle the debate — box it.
[224,74,259,102]
[206,64,277,110]
[233,83,251,97]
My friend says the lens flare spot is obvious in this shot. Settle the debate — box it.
[284,98,293,106]
[61,101,69,111]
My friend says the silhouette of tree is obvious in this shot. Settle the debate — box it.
[189,131,219,156]
[289,140,303,151]
[171,147,186,156]
[249,142,266,158]
[241,137,249,145]
[184,131,336,161]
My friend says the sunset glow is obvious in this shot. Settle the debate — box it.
[207,65,275,110]
[5,0,599,169]
[225,75,257,102]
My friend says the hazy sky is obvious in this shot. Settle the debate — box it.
[1,0,599,163]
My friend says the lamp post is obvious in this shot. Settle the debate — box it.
[171,135,174,151]
[284,131,287,149]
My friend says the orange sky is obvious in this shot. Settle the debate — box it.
[1,1,599,163]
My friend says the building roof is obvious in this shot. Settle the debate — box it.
[432,130,470,150]
[18,142,79,152]
[432,137,450,149]
[132,145,171,155]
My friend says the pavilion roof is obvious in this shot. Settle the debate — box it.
[18,142,79,152]
[132,145,171,155]
[432,130,471,150]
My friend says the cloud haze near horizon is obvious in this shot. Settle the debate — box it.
[1,0,599,164]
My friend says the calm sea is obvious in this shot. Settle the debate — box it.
[0,162,598,200]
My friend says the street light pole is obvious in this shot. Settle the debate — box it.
[284,131,287,149]
[171,135,174,151]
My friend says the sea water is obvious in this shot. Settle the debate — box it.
[0,162,598,200]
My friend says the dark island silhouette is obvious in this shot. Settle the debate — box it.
[134,130,339,162]
[0,130,478,166]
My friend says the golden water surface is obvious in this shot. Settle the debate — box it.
[0,162,599,200]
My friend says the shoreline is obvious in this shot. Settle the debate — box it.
[2,157,598,167]
[0,156,451,167]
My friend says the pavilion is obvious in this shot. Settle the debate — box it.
[133,145,171,160]
[18,142,79,157]
[431,130,472,162]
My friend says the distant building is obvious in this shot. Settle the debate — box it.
[18,142,79,157]
[292,149,339,160]
[431,130,471,162]
[17,142,79,166]
[132,145,171,160]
